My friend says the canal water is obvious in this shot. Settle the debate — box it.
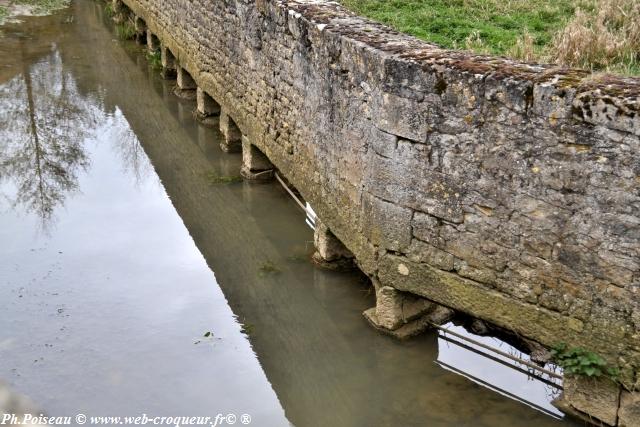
[0,2,580,426]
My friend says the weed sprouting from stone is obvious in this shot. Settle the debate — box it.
[551,343,620,381]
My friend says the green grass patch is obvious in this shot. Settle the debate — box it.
[340,0,581,56]
[115,20,136,40]
[12,0,70,15]
[147,49,162,69]
[104,2,115,18]
[339,0,639,75]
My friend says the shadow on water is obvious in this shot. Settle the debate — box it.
[0,2,581,426]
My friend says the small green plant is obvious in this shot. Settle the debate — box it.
[205,172,242,184]
[551,343,620,381]
[258,260,281,276]
[146,49,162,69]
[115,20,136,40]
[240,323,254,335]
[104,2,114,17]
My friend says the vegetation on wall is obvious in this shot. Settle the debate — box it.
[551,343,620,382]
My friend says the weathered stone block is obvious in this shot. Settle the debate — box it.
[372,92,429,142]
[559,376,620,426]
[362,193,412,251]
[407,239,455,271]
[619,390,640,427]
[412,212,442,247]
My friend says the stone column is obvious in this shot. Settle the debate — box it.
[219,110,242,153]
[240,137,274,181]
[174,65,196,99]
[362,286,452,340]
[311,222,354,270]
[196,88,221,126]
[134,16,146,44]
[147,32,160,52]
[160,45,176,79]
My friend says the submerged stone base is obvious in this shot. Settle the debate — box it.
[312,222,354,271]
[364,286,454,339]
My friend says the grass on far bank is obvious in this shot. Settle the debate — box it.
[340,0,640,76]
[0,6,9,24]
[0,0,70,24]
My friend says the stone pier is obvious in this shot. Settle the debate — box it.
[363,286,455,339]
[218,110,242,153]
[195,87,220,126]
[241,137,275,181]
[133,16,146,44]
[174,65,196,99]
[159,45,176,79]
[311,222,354,271]
[146,31,159,52]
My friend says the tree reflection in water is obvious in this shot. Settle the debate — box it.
[108,108,152,186]
[0,42,100,230]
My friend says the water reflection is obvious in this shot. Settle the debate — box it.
[0,43,99,229]
[108,109,152,184]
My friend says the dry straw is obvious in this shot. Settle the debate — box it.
[552,0,640,74]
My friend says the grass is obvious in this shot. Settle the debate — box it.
[104,2,114,18]
[11,0,70,15]
[147,49,162,69]
[0,6,8,24]
[115,20,136,40]
[340,0,639,75]
[0,0,69,24]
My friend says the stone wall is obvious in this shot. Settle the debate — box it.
[118,0,639,411]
